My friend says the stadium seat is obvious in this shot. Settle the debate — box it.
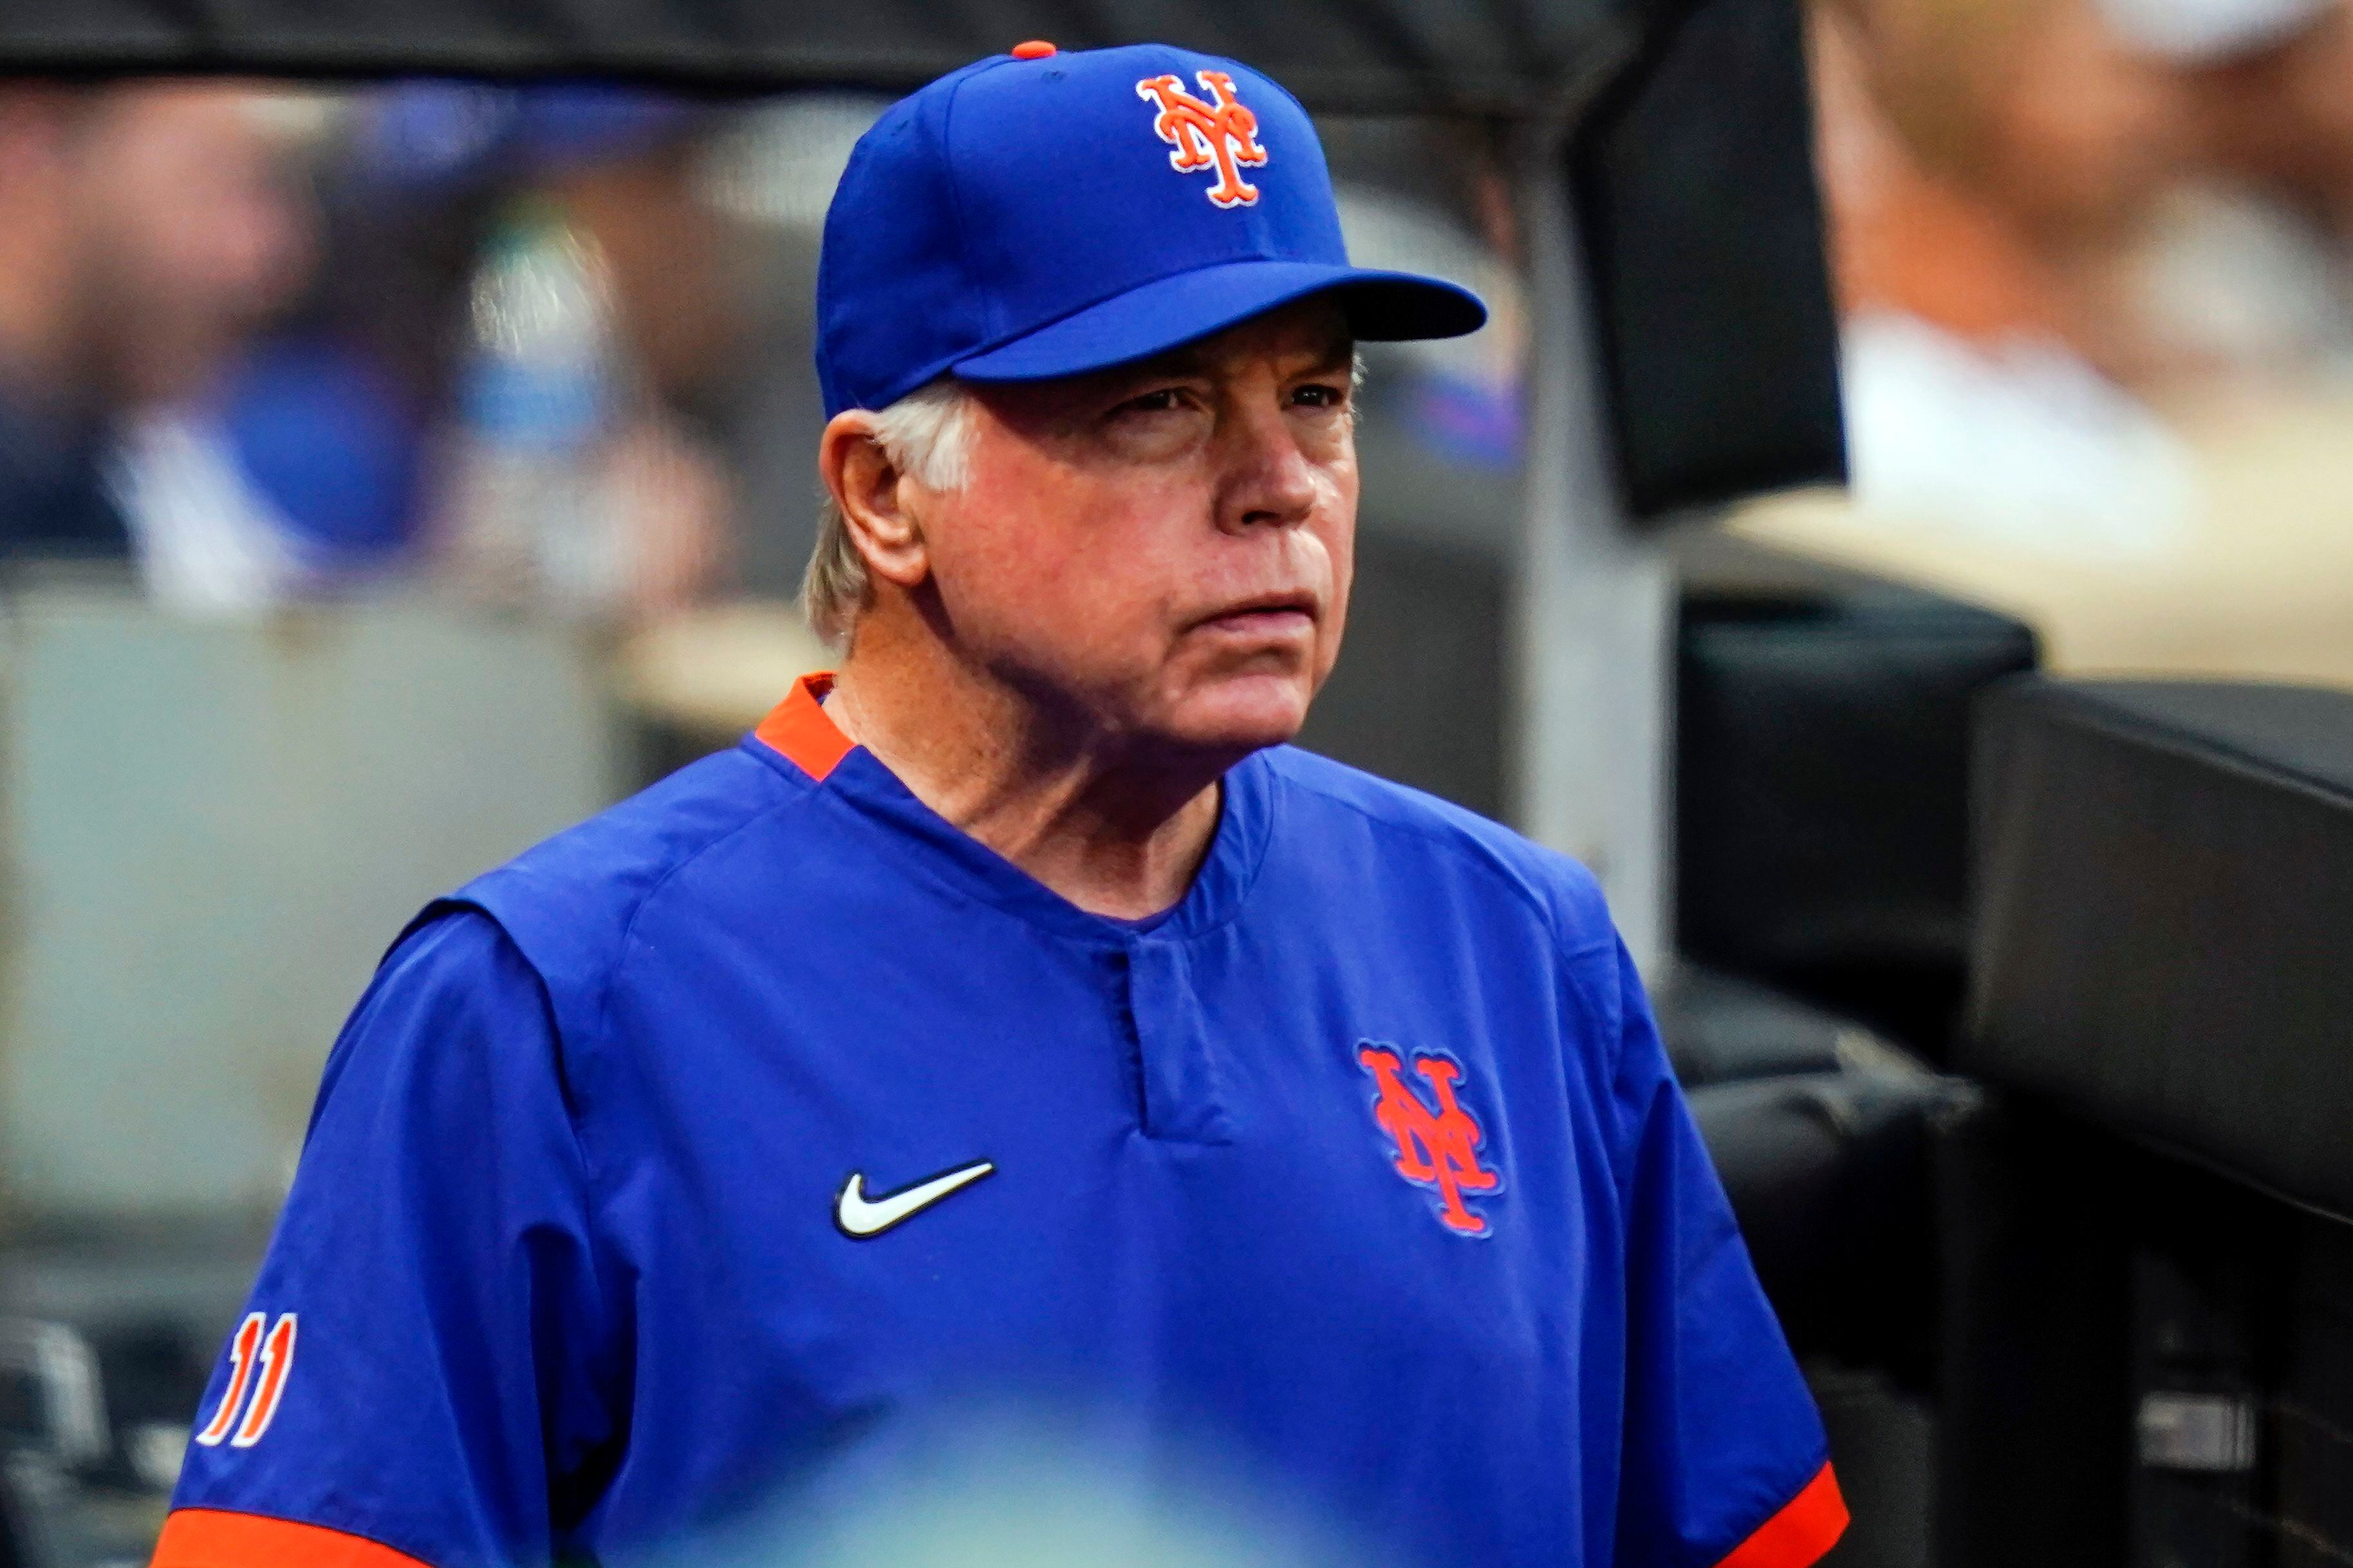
[1674,538,2039,1060]
[1663,555,2038,1565]
[1946,677,2353,1567]
[1661,969,1957,1381]
[1967,678,2353,1215]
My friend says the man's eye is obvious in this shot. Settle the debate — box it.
[1293,383,1348,409]
[1116,389,1186,415]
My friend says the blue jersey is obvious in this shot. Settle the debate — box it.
[156,675,1843,1568]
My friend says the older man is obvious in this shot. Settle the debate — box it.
[155,42,1844,1568]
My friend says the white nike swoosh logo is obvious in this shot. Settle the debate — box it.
[835,1161,996,1239]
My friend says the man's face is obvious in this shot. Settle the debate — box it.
[912,299,1358,764]
[71,84,315,407]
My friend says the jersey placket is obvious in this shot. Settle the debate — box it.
[1116,936,1232,1145]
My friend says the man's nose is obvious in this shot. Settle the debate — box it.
[1214,398,1322,533]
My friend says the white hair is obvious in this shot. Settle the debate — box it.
[801,378,976,647]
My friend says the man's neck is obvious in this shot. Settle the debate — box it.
[823,616,1228,921]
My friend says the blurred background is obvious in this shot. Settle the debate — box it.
[1750,0,2353,683]
[0,0,2350,1559]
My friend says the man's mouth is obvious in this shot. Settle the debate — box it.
[1194,593,1318,635]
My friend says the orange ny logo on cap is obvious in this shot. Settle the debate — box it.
[1136,69,1269,208]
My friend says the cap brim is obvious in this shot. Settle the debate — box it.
[951,260,1487,385]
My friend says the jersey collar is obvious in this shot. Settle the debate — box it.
[752,671,855,782]
[745,672,1274,945]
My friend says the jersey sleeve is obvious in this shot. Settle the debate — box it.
[154,910,626,1568]
[1596,937,1848,1568]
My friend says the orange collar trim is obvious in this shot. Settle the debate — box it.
[752,671,855,783]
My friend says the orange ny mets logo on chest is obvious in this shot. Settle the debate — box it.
[1136,69,1269,208]
[1359,1044,1501,1235]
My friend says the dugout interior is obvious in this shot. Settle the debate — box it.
[0,2,1854,1559]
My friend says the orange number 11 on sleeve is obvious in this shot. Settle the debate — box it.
[194,1312,299,1450]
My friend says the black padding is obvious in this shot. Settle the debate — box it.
[1931,1089,2353,1567]
[1933,1096,2136,1568]
[1807,1365,1933,1568]
[1675,543,2038,1057]
[1652,963,1845,1085]
[1968,679,2353,1220]
[1688,1059,1955,1383]
[2280,1221,2353,1557]
[1570,0,1845,518]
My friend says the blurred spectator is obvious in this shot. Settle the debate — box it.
[2123,1,2353,384]
[1819,0,2353,441]
[2171,0,2353,228]
[0,82,322,608]
[0,84,313,585]
[0,86,123,562]
[1812,0,2201,544]
[3,78,745,622]
[1741,0,2353,689]
[425,86,742,621]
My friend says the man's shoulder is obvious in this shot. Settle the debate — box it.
[416,741,819,1012]
[471,740,795,899]
[1256,746,1614,948]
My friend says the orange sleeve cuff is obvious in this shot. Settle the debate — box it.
[151,1508,435,1568]
[1714,1463,1848,1568]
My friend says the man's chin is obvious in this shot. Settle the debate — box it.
[1155,672,1315,761]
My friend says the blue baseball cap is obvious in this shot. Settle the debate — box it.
[815,42,1489,417]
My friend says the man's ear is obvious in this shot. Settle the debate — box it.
[820,411,931,591]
